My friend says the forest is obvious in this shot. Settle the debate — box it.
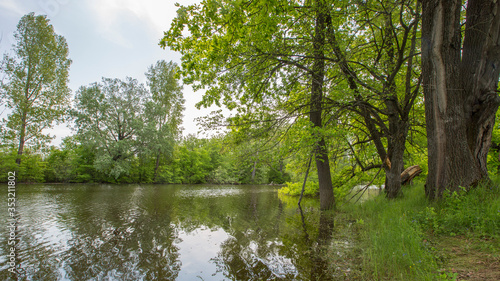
[1,1,500,279]
[2,1,500,204]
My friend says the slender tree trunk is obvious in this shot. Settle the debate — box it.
[251,160,257,183]
[153,148,161,182]
[422,0,500,199]
[312,0,335,210]
[326,1,420,199]
[311,211,334,281]
[298,155,313,206]
[17,54,32,167]
[16,114,27,166]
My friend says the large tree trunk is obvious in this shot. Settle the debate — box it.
[312,0,335,210]
[422,0,500,199]
[385,126,408,198]
[462,0,500,176]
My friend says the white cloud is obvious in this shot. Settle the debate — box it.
[2,0,219,146]
[86,0,183,48]
[0,0,27,16]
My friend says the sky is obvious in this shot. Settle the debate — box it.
[0,0,222,146]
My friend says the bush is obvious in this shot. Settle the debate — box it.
[278,181,319,197]
[413,185,500,238]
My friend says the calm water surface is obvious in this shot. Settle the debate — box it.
[0,184,355,280]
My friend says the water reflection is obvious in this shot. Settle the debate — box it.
[0,184,348,280]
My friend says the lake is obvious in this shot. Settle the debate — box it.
[0,184,358,280]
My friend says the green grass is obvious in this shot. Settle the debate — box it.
[339,182,500,280]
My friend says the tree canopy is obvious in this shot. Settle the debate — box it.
[73,77,149,178]
[0,13,71,165]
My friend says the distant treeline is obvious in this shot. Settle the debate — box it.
[0,135,290,185]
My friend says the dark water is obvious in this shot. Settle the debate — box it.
[0,184,352,280]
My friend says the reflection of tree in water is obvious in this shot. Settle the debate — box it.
[0,193,69,280]
[274,200,336,281]
[310,210,334,281]
[60,185,182,280]
[208,188,297,280]
[208,190,337,281]
[211,236,297,280]
[210,204,335,281]
[3,184,342,280]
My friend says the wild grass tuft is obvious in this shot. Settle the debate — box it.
[343,185,437,280]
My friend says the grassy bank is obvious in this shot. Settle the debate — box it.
[339,183,500,280]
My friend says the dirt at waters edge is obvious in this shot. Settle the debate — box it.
[433,236,500,281]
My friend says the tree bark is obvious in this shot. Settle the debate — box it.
[153,148,161,182]
[384,128,407,198]
[312,0,335,210]
[383,12,410,198]
[16,113,27,166]
[462,0,500,176]
[422,0,500,199]
[401,165,422,185]
[251,160,257,183]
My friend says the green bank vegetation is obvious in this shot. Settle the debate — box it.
[337,181,500,280]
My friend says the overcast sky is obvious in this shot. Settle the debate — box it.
[0,0,222,146]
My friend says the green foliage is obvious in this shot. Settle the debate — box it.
[145,60,184,140]
[0,148,45,183]
[70,141,101,183]
[71,61,185,182]
[412,186,500,238]
[0,13,71,156]
[176,144,212,183]
[279,181,319,197]
[73,77,149,179]
[266,161,290,184]
[5,132,291,185]
[19,153,46,183]
[436,271,458,281]
[487,110,500,176]
[209,152,243,184]
[143,60,185,182]
[44,147,75,182]
[0,149,18,182]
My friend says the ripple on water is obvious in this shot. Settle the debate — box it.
[1,184,354,280]
[178,187,242,198]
